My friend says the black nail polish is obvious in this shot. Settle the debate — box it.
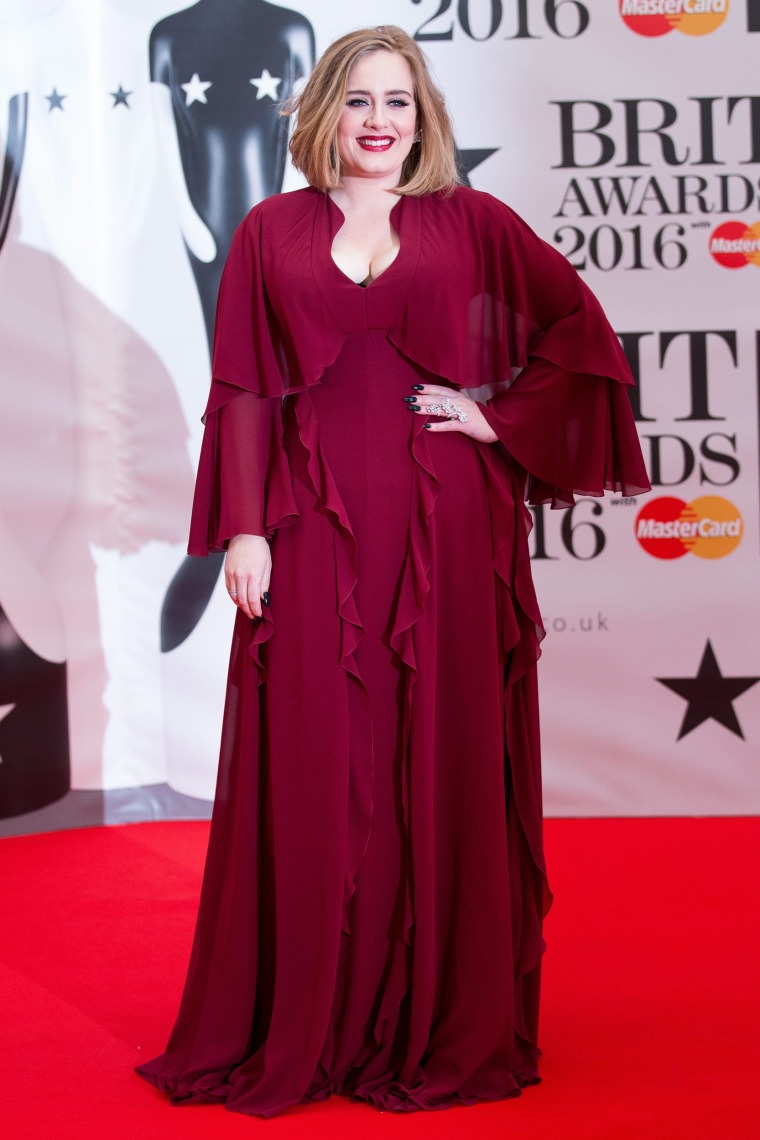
[423,423,431,429]
[411,384,424,391]
[403,396,416,403]
[262,592,270,606]
[407,404,421,411]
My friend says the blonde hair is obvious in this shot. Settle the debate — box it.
[282,26,460,196]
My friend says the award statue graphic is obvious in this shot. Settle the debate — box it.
[150,1,314,797]
[1,0,199,816]
[0,91,71,820]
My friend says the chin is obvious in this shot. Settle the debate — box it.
[349,150,411,178]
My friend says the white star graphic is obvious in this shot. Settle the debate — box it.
[0,703,15,764]
[181,73,212,107]
[250,69,282,101]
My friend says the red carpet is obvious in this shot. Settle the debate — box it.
[1,817,757,1138]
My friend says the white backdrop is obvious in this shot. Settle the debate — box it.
[0,0,757,834]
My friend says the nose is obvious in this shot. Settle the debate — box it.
[364,100,388,130]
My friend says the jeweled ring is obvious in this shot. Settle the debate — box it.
[427,395,468,423]
[228,589,238,597]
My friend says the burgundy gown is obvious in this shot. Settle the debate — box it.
[136,186,649,1116]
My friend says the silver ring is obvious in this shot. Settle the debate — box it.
[428,396,468,423]
[228,589,238,597]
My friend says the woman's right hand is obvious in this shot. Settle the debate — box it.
[224,534,271,619]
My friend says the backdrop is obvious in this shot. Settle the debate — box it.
[0,0,758,837]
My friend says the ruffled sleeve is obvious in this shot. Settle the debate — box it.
[188,390,296,554]
[480,357,650,508]
[187,210,298,556]
[479,206,651,507]
[385,189,650,509]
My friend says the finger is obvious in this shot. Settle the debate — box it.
[409,400,451,417]
[233,577,257,620]
[410,383,457,398]
[424,418,466,433]
[239,592,257,620]
[247,580,264,619]
[410,395,453,411]
[245,596,260,620]
[413,393,473,415]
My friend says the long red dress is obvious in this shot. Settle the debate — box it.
[136,186,649,1116]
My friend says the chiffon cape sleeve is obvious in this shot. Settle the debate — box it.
[186,208,303,556]
[476,204,651,507]
[187,192,353,555]
[384,189,650,508]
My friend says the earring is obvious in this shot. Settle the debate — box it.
[413,130,422,143]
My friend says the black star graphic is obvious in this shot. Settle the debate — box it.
[110,85,132,109]
[455,148,499,187]
[45,88,66,112]
[657,641,759,741]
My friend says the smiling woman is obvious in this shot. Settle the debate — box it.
[135,23,650,1121]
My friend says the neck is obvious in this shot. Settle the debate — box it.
[332,173,402,210]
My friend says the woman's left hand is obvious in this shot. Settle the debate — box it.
[406,384,498,443]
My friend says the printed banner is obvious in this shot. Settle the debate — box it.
[0,0,757,834]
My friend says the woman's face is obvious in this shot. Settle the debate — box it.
[336,51,417,184]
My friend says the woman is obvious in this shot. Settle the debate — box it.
[136,26,649,1117]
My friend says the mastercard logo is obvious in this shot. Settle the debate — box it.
[709,221,760,268]
[619,0,729,37]
[635,496,742,559]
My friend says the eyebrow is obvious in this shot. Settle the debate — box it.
[346,89,413,97]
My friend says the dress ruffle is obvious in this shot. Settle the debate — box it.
[291,393,373,929]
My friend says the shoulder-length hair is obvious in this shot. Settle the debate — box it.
[282,25,460,196]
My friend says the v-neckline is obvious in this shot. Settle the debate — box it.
[326,192,406,290]
[310,188,422,335]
